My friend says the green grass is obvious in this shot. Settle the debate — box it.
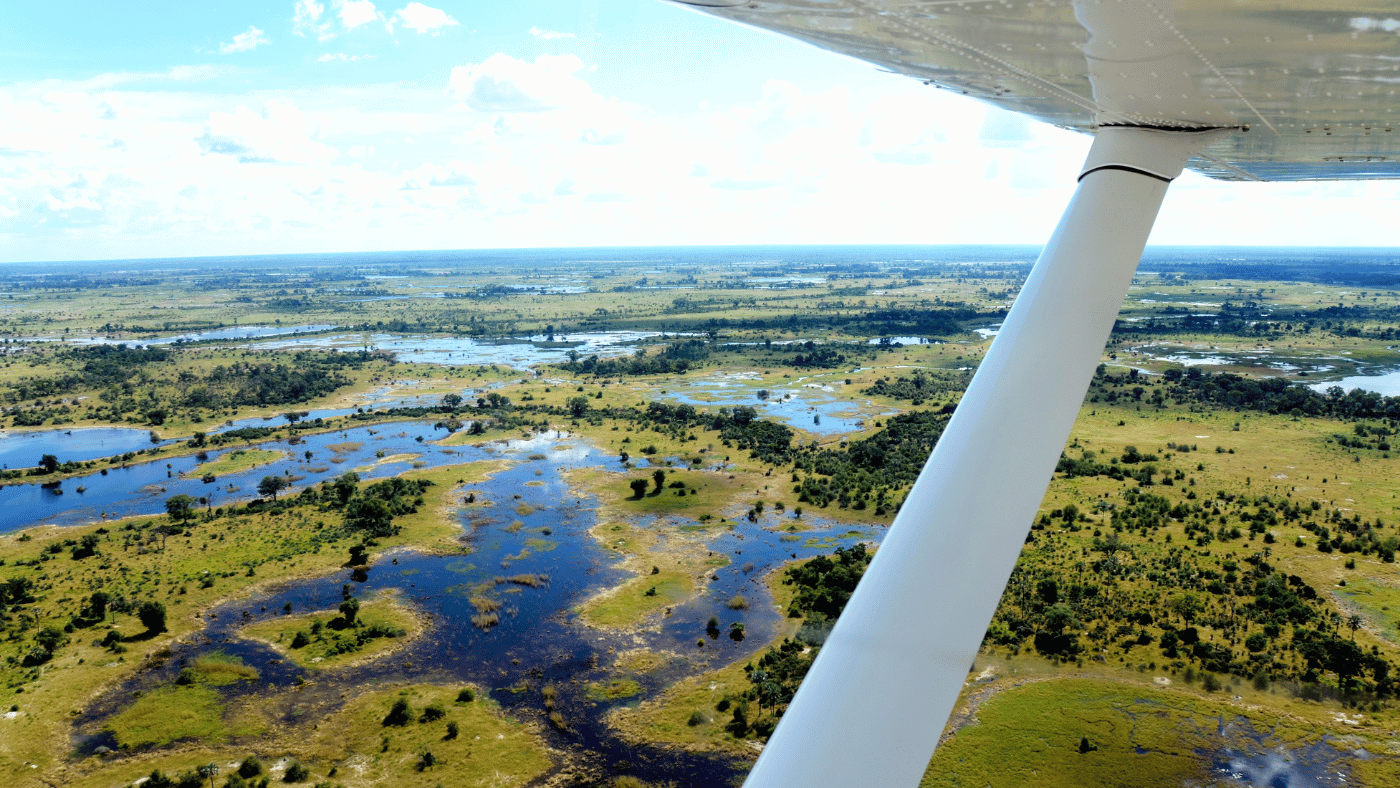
[195,448,285,476]
[582,572,692,628]
[190,651,259,685]
[1337,577,1400,643]
[106,685,229,748]
[587,678,643,701]
[921,678,1317,788]
[240,595,422,669]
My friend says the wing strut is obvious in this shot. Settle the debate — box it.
[742,126,1231,788]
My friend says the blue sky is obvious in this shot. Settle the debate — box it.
[0,1,1395,262]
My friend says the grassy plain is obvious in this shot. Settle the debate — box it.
[238,592,425,670]
[9,258,1400,785]
[0,457,504,785]
[60,683,550,788]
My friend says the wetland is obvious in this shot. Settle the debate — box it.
[6,246,1400,787]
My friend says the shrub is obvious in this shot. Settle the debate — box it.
[419,702,446,723]
[687,710,709,727]
[282,760,309,783]
[445,720,459,739]
[383,697,412,726]
[290,631,310,649]
[238,757,263,778]
[456,687,475,703]
[726,595,748,610]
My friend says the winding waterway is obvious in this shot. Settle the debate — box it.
[69,431,877,785]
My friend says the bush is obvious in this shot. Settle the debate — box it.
[290,631,310,649]
[281,760,310,782]
[383,697,412,726]
[1201,672,1222,692]
[456,687,475,703]
[239,757,263,778]
[687,710,709,727]
[726,595,748,610]
[419,702,446,723]
[138,600,167,633]
[445,720,459,739]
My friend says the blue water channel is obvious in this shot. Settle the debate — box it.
[0,420,475,530]
[0,427,159,470]
[68,430,877,785]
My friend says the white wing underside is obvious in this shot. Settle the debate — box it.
[672,0,1400,181]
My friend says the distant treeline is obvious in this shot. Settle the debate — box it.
[2,346,385,428]
[1091,365,1400,421]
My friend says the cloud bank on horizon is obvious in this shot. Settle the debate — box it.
[0,0,1394,263]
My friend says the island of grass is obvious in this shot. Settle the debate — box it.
[0,460,502,777]
[72,683,550,788]
[106,653,269,749]
[240,592,425,669]
[194,448,286,477]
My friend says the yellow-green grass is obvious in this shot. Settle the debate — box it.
[189,651,260,685]
[587,678,643,701]
[1036,394,1400,662]
[351,452,422,473]
[604,561,809,756]
[921,677,1326,788]
[567,464,762,525]
[612,648,673,674]
[62,683,550,788]
[194,448,286,476]
[0,460,502,778]
[239,594,424,669]
[105,685,236,749]
[583,570,694,628]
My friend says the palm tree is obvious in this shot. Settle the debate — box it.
[197,763,219,788]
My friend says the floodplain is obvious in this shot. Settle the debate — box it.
[4,246,1400,787]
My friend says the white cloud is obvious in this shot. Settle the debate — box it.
[1350,17,1400,33]
[335,0,382,30]
[219,26,270,55]
[198,100,337,165]
[317,53,373,62]
[292,0,334,40]
[448,54,594,112]
[394,3,458,35]
[529,26,575,40]
[401,162,476,190]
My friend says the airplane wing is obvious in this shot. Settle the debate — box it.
[670,0,1400,180]
[660,2,1400,787]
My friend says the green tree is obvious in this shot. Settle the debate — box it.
[629,478,649,499]
[339,597,360,625]
[329,471,360,505]
[88,590,111,621]
[346,497,394,535]
[652,469,666,493]
[257,475,288,501]
[38,454,59,473]
[566,395,589,417]
[138,600,167,633]
[197,763,218,788]
[165,494,196,523]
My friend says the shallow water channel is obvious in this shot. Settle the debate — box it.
[65,431,877,785]
[0,420,480,530]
